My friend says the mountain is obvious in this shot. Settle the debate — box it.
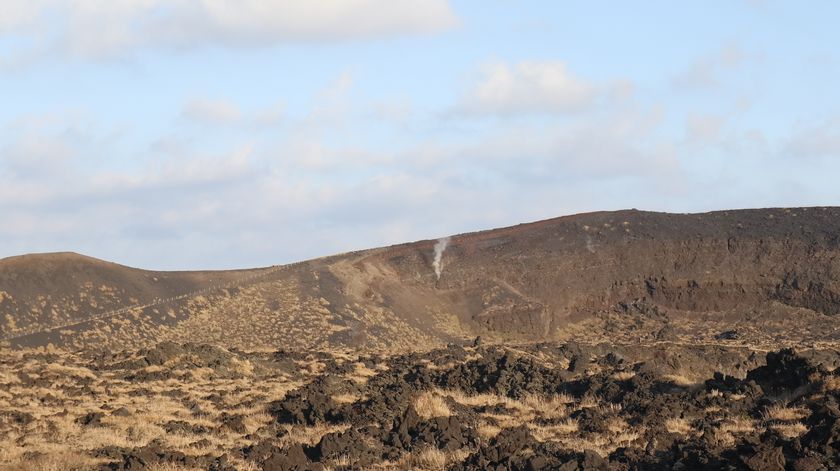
[2,207,840,351]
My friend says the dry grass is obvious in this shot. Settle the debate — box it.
[332,392,364,404]
[770,422,808,439]
[145,464,207,471]
[42,363,97,380]
[327,454,353,468]
[229,357,255,376]
[760,403,810,439]
[476,422,502,439]
[553,427,641,457]
[404,447,471,471]
[762,404,809,422]
[414,392,452,419]
[577,394,600,409]
[424,361,457,371]
[348,362,379,384]
[407,447,447,470]
[0,346,308,471]
[7,327,834,470]
[529,418,579,441]
[596,403,623,415]
[0,451,95,471]
[438,389,581,426]
[823,375,840,391]
[241,411,273,434]
[662,374,698,387]
[521,392,573,419]
[438,390,509,408]
[665,417,695,436]
[718,416,757,434]
[280,423,351,446]
[605,417,629,434]
[438,387,635,455]
[611,371,636,381]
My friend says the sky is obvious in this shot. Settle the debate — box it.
[2,1,840,270]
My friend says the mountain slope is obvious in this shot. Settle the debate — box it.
[0,252,265,346]
[3,207,840,351]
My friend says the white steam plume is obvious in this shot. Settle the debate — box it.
[433,237,451,280]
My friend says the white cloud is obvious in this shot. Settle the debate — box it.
[785,118,840,158]
[459,60,596,115]
[0,2,45,32]
[5,87,836,270]
[253,101,286,126]
[0,111,110,179]
[685,113,726,144]
[449,109,677,179]
[156,0,458,43]
[0,0,459,61]
[0,103,681,269]
[181,97,285,127]
[96,143,257,192]
[373,98,414,125]
[182,98,242,124]
[309,71,355,124]
[672,44,747,90]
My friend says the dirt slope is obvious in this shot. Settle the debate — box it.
[0,253,264,346]
[2,207,840,351]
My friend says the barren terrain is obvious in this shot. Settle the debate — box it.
[2,208,840,469]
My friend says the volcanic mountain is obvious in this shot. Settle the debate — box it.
[2,207,840,352]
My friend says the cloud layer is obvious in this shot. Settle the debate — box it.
[460,60,596,115]
[0,0,458,61]
[2,2,839,269]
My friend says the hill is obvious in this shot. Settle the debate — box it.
[3,208,840,470]
[0,252,263,348]
[2,207,840,352]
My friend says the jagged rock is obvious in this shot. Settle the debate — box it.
[76,412,104,427]
[747,349,826,396]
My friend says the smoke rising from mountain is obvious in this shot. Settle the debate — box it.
[433,237,451,280]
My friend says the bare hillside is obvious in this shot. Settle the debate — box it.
[2,207,840,352]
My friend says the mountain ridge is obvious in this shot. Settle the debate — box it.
[2,207,840,352]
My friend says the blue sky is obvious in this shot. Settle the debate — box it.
[2,1,839,269]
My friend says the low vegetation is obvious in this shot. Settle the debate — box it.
[0,341,837,469]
